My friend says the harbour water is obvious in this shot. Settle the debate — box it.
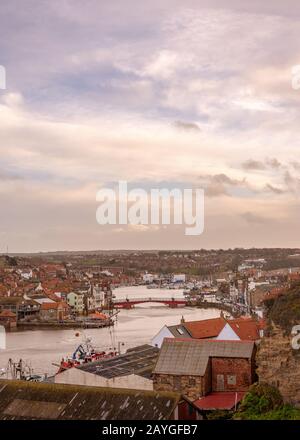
[0,286,221,376]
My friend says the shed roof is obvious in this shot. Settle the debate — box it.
[0,380,180,420]
[193,392,245,410]
[77,344,159,379]
[153,338,254,376]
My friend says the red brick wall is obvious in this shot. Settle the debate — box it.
[211,357,252,392]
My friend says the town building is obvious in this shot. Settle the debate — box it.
[0,297,40,321]
[92,284,105,310]
[0,309,17,329]
[151,323,192,347]
[67,291,84,314]
[172,274,186,283]
[40,302,70,321]
[153,338,256,401]
[151,316,264,348]
[143,273,155,283]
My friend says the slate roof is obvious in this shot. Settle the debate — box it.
[77,344,159,379]
[0,380,180,420]
[167,324,191,338]
[153,338,255,376]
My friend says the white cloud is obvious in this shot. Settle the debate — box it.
[1,2,300,250]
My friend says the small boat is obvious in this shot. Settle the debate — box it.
[0,358,47,382]
[55,336,118,374]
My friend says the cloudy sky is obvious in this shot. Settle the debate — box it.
[1,0,300,252]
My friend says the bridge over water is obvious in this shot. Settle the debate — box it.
[112,297,187,309]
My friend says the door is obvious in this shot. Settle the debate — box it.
[216,374,225,391]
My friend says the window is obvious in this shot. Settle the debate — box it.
[189,378,196,386]
[217,374,225,391]
[227,374,236,385]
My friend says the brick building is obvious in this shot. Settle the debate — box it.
[153,338,256,400]
[40,302,70,321]
[0,297,40,321]
[0,310,17,329]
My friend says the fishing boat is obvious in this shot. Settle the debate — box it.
[0,358,48,382]
[54,310,121,375]
[54,335,118,374]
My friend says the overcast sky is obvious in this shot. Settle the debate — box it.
[1,1,300,252]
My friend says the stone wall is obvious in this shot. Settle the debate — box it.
[257,324,300,406]
[153,371,210,401]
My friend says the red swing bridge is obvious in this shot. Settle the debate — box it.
[112,297,188,309]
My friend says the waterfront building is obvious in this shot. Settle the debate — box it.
[40,302,70,321]
[66,291,84,314]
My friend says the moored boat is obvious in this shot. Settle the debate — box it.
[55,336,118,374]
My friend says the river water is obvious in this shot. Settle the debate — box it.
[0,286,220,376]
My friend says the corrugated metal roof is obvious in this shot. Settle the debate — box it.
[154,339,254,376]
[78,344,159,379]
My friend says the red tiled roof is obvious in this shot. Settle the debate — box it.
[227,317,260,341]
[183,317,226,339]
[193,392,245,410]
[41,301,69,310]
[88,312,108,320]
[0,310,16,318]
[257,318,266,330]
[288,273,300,280]
[263,287,285,302]
[183,316,264,341]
